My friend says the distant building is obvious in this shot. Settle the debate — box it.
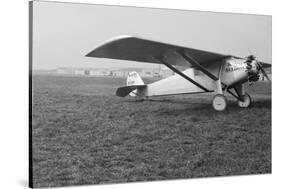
[138,69,160,78]
[89,70,102,76]
[56,68,66,74]
[89,70,111,76]
[160,69,174,78]
[56,67,75,75]
[141,70,153,77]
[112,70,126,77]
[54,67,176,78]
[74,70,85,75]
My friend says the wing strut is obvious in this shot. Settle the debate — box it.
[156,56,212,92]
[176,50,220,81]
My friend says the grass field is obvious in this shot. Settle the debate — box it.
[31,75,271,188]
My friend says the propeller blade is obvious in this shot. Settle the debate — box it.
[260,66,271,82]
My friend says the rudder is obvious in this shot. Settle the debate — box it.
[126,71,144,86]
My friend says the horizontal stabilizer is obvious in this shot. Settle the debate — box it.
[116,85,146,97]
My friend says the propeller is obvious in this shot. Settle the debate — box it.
[245,55,271,83]
[257,61,271,82]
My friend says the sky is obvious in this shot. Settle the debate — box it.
[32,1,272,70]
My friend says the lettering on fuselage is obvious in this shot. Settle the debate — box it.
[225,66,244,72]
[221,59,249,86]
[225,62,246,73]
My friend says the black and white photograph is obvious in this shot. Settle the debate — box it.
[29,1,271,188]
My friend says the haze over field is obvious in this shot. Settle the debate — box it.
[32,1,271,70]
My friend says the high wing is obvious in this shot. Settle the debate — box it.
[86,36,271,68]
[86,36,229,68]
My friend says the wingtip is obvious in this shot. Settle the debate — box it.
[85,52,91,57]
[85,35,134,58]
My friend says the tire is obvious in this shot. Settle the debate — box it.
[212,94,227,111]
[238,93,251,108]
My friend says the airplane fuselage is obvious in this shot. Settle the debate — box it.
[139,57,260,97]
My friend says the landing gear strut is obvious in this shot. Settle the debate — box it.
[227,84,252,108]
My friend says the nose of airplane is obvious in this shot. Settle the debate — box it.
[245,55,271,82]
[245,56,260,82]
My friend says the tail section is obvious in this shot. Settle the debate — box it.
[116,71,146,97]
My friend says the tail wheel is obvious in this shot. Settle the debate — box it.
[238,93,251,108]
[212,94,227,111]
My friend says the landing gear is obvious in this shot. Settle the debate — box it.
[237,93,251,108]
[212,78,228,111]
[212,86,252,111]
[233,84,252,108]
[226,84,252,108]
[212,94,227,111]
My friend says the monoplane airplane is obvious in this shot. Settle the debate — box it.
[86,36,271,111]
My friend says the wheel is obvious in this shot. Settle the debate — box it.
[238,93,251,108]
[212,94,227,111]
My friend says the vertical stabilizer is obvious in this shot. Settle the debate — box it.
[126,71,145,96]
[126,71,144,86]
